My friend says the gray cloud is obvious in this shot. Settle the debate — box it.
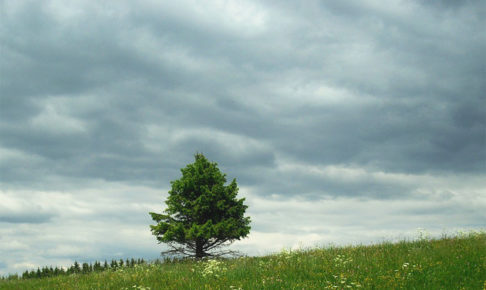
[2,0,485,188]
[0,193,57,224]
[0,213,53,224]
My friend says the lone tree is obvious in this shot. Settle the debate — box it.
[149,153,251,258]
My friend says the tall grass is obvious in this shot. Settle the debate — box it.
[1,231,484,289]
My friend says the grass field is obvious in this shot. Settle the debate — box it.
[1,231,485,289]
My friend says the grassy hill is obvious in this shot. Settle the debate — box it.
[1,231,485,289]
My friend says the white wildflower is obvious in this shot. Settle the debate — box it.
[201,259,227,278]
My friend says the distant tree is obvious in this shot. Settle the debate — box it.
[150,153,251,258]
[73,261,81,273]
[103,260,109,270]
[110,260,118,269]
[41,266,48,277]
[6,274,18,281]
[81,263,89,274]
[93,261,101,272]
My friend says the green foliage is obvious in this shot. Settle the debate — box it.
[10,259,147,281]
[1,231,485,289]
[149,153,251,258]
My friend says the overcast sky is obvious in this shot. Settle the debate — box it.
[1,0,485,276]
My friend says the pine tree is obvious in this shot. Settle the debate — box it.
[150,153,251,258]
[41,266,48,278]
[82,263,89,274]
[73,261,81,273]
[111,259,118,270]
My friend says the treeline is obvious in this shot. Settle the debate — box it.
[2,258,147,281]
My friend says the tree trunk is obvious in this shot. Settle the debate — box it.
[195,239,204,259]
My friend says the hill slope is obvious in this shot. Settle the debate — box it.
[1,232,485,289]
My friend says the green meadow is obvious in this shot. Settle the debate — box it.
[1,231,485,289]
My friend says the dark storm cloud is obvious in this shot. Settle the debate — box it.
[276,100,485,174]
[1,0,485,192]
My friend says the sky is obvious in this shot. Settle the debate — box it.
[1,0,485,276]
